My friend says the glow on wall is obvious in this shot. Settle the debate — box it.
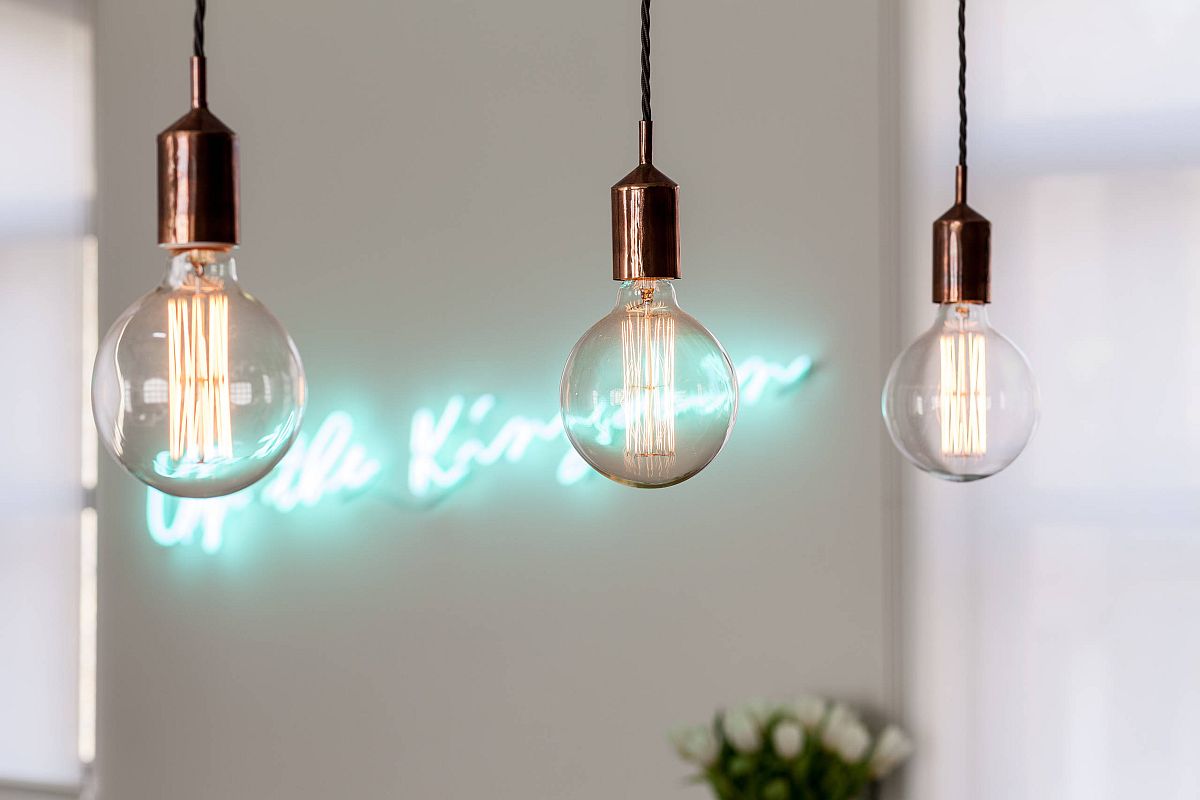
[147,354,814,553]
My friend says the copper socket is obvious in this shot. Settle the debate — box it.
[611,121,681,281]
[158,56,240,248]
[932,165,990,303]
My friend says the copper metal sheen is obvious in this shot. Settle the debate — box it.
[611,121,681,281]
[932,165,990,303]
[158,56,240,248]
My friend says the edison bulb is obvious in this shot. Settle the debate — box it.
[561,279,737,488]
[92,248,305,498]
[882,303,1037,481]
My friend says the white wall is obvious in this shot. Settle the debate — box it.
[0,0,93,789]
[94,2,898,799]
[899,2,1200,798]
[0,783,78,800]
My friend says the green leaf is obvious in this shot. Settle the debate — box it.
[762,778,790,800]
[708,772,737,800]
[728,755,755,777]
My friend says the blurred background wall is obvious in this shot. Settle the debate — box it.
[6,1,1196,799]
[91,2,898,799]
[0,0,93,798]
[898,2,1200,798]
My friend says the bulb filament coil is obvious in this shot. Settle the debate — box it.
[620,294,676,476]
[938,329,987,457]
[168,290,233,463]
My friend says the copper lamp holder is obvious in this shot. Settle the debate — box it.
[611,121,680,281]
[932,165,990,303]
[158,56,240,249]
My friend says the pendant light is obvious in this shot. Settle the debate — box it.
[92,0,306,498]
[882,0,1038,481]
[560,0,737,489]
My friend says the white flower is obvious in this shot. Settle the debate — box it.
[835,721,871,764]
[723,709,762,754]
[741,697,775,727]
[869,725,914,777]
[771,720,805,759]
[669,725,720,767]
[784,694,827,729]
[821,704,857,742]
[822,704,871,764]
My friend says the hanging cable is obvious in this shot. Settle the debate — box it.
[957,0,967,168]
[194,0,207,59]
[641,0,652,122]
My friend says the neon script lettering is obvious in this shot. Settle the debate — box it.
[147,411,381,553]
[408,355,813,497]
[147,355,813,552]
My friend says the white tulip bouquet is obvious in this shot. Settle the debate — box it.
[670,696,913,800]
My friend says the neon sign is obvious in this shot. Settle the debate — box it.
[147,355,813,553]
[147,412,380,554]
[409,394,575,497]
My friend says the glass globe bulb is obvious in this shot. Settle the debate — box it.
[560,279,737,488]
[882,303,1038,481]
[92,248,306,498]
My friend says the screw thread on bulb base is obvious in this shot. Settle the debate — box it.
[932,165,990,304]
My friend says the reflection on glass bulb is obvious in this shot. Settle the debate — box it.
[882,303,1037,481]
[561,279,736,488]
[92,249,305,498]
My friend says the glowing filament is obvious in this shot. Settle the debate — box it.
[167,292,233,462]
[620,299,676,471]
[939,331,987,456]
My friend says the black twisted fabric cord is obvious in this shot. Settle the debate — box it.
[957,0,967,167]
[641,0,652,122]
[194,0,207,58]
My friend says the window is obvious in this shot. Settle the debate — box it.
[142,378,169,405]
[230,381,253,406]
[900,2,1200,797]
[0,0,95,794]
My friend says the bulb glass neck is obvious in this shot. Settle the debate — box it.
[165,248,237,288]
[935,302,990,328]
[614,278,679,311]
